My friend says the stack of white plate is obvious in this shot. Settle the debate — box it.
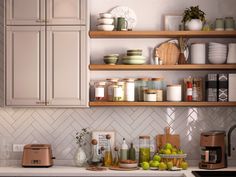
[97,13,114,31]
[208,42,227,64]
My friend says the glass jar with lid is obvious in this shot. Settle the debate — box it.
[107,78,119,101]
[144,89,157,102]
[124,78,136,102]
[149,78,164,90]
[94,81,107,101]
[139,136,150,164]
[113,81,125,101]
[135,78,149,101]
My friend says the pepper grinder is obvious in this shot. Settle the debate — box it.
[90,139,101,166]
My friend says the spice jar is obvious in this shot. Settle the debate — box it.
[113,81,125,101]
[107,78,119,101]
[124,78,135,102]
[139,136,150,164]
[144,89,157,102]
[94,81,107,101]
[135,78,149,101]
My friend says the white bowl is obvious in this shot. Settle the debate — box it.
[208,57,227,64]
[97,25,114,31]
[119,163,138,168]
[97,18,114,25]
[99,13,112,18]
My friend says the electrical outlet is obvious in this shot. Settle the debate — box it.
[13,144,25,152]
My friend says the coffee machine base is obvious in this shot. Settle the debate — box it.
[199,162,225,170]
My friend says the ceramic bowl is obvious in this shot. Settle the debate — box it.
[122,59,146,65]
[97,18,114,25]
[119,163,138,168]
[208,57,227,64]
[97,25,114,31]
[122,56,146,60]
[127,51,142,56]
[99,13,113,18]
[103,58,118,65]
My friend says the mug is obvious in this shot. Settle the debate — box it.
[215,18,224,31]
[227,43,236,64]
[117,17,128,31]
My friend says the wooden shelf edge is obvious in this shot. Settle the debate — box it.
[89,31,236,38]
[89,64,236,70]
[89,102,236,107]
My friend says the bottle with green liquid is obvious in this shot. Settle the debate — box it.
[120,138,128,161]
[139,136,150,165]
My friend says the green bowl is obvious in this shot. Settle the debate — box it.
[104,58,118,65]
[122,59,146,65]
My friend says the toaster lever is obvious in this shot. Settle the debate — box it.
[52,157,56,159]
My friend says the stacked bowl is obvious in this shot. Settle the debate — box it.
[103,54,119,65]
[97,13,114,31]
[122,49,146,65]
[208,42,227,64]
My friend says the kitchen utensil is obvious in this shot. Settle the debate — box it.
[117,17,128,31]
[227,43,236,64]
[110,6,137,30]
[97,24,114,31]
[191,43,206,64]
[156,127,180,150]
[155,42,180,65]
[22,144,55,167]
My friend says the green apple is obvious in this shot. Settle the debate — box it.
[165,143,173,150]
[180,162,188,170]
[153,154,161,162]
[167,161,173,170]
[164,149,171,154]
[150,161,160,167]
[142,162,150,170]
[159,162,167,171]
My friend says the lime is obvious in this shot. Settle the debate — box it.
[150,161,160,168]
[180,162,188,170]
[164,149,171,154]
[142,162,150,170]
[165,143,173,150]
[159,162,167,170]
[153,154,161,162]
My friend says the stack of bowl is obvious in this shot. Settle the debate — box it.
[208,42,227,64]
[103,54,119,65]
[97,13,114,31]
[122,49,146,65]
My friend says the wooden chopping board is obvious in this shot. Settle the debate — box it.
[156,127,180,150]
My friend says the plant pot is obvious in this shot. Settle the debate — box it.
[186,19,203,31]
[74,146,87,167]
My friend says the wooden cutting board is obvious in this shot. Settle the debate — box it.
[156,127,180,150]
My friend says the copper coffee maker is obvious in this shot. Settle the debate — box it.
[199,131,227,169]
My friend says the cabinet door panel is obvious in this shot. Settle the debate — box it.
[6,26,45,106]
[47,0,86,25]
[6,0,45,25]
[47,26,87,106]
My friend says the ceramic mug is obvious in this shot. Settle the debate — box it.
[215,18,224,31]
[225,17,235,31]
[117,17,128,31]
[227,43,236,64]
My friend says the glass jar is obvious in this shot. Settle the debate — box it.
[156,89,163,102]
[139,136,150,164]
[144,89,157,102]
[135,78,149,101]
[94,81,107,101]
[113,81,125,102]
[124,78,135,102]
[149,78,164,90]
[107,78,119,101]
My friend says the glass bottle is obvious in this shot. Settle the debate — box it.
[124,78,136,102]
[94,81,107,101]
[113,81,125,102]
[90,139,101,166]
[135,78,149,101]
[129,142,136,161]
[113,147,120,167]
[139,136,150,165]
[120,138,128,161]
[107,78,119,101]
[104,134,113,167]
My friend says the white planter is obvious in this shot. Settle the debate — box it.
[187,19,203,31]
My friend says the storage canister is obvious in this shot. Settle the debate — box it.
[139,136,150,164]
[107,78,119,101]
[149,78,164,90]
[144,89,157,102]
[135,78,149,101]
[113,81,125,101]
[94,81,107,101]
[156,89,163,102]
[124,78,136,102]
[167,85,182,101]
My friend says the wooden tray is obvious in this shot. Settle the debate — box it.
[109,167,139,171]
[86,167,107,171]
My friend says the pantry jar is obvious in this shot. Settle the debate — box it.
[139,136,150,164]
[135,78,149,101]
[149,78,164,90]
[144,89,157,102]
[94,81,107,101]
[113,81,125,102]
[167,84,182,101]
[124,78,136,102]
[107,78,119,101]
[156,89,163,102]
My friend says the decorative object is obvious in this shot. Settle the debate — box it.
[92,131,115,155]
[164,15,182,31]
[178,37,188,64]
[225,17,235,31]
[227,43,236,64]
[182,6,205,31]
[117,17,128,31]
[215,18,224,31]
[218,74,228,102]
[191,43,206,64]
[110,6,137,30]
[75,128,90,167]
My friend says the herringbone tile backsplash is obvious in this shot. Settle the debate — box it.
[0,107,236,165]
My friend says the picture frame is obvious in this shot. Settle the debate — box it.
[92,131,115,155]
[164,14,183,31]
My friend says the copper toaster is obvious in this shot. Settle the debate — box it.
[22,144,55,167]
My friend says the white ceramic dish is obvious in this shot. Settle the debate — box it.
[119,163,138,168]
[122,59,146,65]
[99,13,113,18]
[97,25,114,31]
[97,18,114,25]
[208,57,227,64]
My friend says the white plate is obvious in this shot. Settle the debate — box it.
[110,6,137,29]
[119,163,138,168]
[209,42,227,46]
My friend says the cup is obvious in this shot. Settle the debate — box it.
[215,18,224,31]
[191,43,206,64]
[225,17,235,31]
[227,43,236,64]
[116,17,128,31]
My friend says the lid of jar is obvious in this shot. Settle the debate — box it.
[139,136,150,139]
[225,17,234,19]
[123,78,136,81]
[145,89,157,94]
[151,78,163,81]
[137,78,149,81]
[216,18,223,20]
[106,78,119,82]
[117,81,125,85]
[98,81,106,85]
[167,84,181,87]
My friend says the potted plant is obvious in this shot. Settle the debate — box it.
[182,6,206,31]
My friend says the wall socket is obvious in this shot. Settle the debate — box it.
[13,144,25,152]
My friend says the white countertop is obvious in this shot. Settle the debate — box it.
[0,166,236,177]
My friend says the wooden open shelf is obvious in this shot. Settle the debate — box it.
[89,64,236,70]
[89,31,236,38]
[89,102,236,107]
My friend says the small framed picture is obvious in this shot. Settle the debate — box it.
[164,14,183,31]
[92,131,115,155]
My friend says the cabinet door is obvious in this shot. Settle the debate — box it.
[6,0,45,25]
[6,26,46,106]
[47,26,88,106]
[47,0,86,25]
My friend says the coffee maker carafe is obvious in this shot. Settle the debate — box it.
[199,131,226,169]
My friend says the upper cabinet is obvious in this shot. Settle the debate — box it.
[6,0,86,25]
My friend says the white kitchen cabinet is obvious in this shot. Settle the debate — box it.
[47,26,87,106]
[6,0,45,25]
[47,0,86,25]
[6,26,46,106]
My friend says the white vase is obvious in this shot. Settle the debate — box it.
[74,146,87,167]
[187,19,203,31]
